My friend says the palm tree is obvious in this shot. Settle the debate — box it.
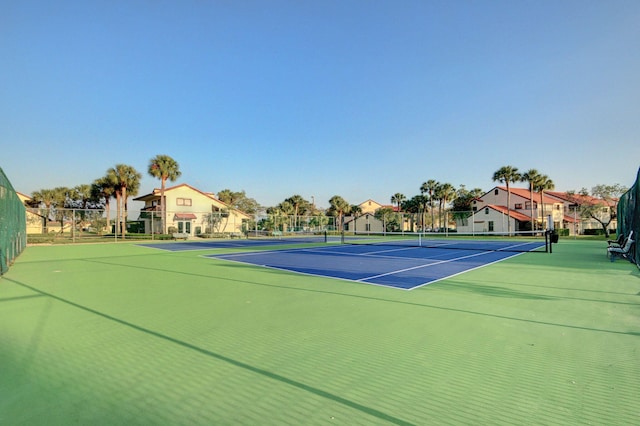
[276,200,295,231]
[350,204,363,232]
[216,189,235,204]
[391,193,406,213]
[92,177,116,234]
[534,175,555,230]
[148,155,181,234]
[492,166,522,235]
[285,195,308,230]
[329,195,350,232]
[420,180,438,231]
[30,188,60,233]
[521,169,541,231]
[107,164,142,237]
[438,183,456,232]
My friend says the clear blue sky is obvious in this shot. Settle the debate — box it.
[2,0,639,208]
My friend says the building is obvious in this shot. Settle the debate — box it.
[17,192,57,234]
[546,191,617,235]
[456,186,615,235]
[134,183,251,237]
[457,186,565,234]
[343,212,385,233]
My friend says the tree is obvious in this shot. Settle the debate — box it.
[575,184,627,237]
[391,193,406,213]
[106,164,142,236]
[533,175,555,230]
[521,169,542,231]
[285,195,311,230]
[492,166,522,235]
[350,204,363,232]
[451,185,483,225]
[92,177,117,234]
[217,189,260,215]
[437,183,456,231]
[328,195,350,232]
[374,207,400,232]
[420,180,438,230]
[148,155,181,234]
[30,187,67,234]
[402,195,425,231]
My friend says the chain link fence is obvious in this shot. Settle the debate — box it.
[0,168,26,274]
[616,168,639,266]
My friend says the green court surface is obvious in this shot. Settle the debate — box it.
[1,240,639,425]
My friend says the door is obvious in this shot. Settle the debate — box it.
[177,221,192,235]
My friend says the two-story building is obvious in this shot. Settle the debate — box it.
[546,191,617,235]
[456,186,614,235]
[134,183,251,237]
[456,186,568,234]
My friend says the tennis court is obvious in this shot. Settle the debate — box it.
[208,244,536,290]
[2,240,639,425]
[138,233,332,251]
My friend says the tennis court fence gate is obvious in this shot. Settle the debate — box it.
[0,167,27,275]
[616,167,640,267]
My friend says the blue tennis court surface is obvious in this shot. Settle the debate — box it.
[138,235,333,251]
[207,244,532,290]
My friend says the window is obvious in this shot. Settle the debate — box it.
[488,221,494,231]
[514,203,523,209]
[485,208,489,215]
[525,201,537,209]
[365,223,371,231]
[494,189,499,195]
[176,198,192,206]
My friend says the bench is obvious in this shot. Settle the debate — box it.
[607,236,634,262]
[172,233,189,240]
[608,230,633,249]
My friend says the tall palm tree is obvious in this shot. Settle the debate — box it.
[492,166,522,235]
[92,177,116,234]
[285,195,307,230]
[438,183,456,232]
[107,164,142,237]
[148,155,181,234]
[534,175,555,230]
[30,188,60,233]
[391,193,406,213]
[521,169,541,231]
[420,180,438,231]
[329,195,350,232]
[350,204,362,232]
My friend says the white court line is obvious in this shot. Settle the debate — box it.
[358,250,499,282]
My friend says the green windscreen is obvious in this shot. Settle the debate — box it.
[616,167,639,266]
[0,167,26,274]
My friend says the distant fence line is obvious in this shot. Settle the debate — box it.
[24,208,340,243]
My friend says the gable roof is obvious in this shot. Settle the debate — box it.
[134,183,217,202]
[482,186,560,204]
[482,204,533,222]
[545,191,604,206]
[134,183,250,218]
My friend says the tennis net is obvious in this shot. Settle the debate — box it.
[245,230,329,244]
[341,230,550,253]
